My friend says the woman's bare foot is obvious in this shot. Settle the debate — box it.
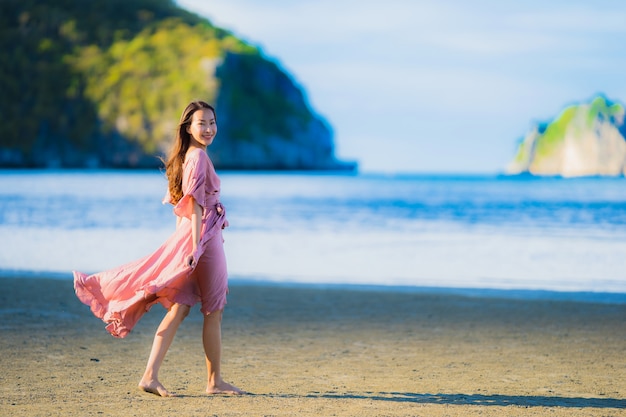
[138,379,174,397]
[206,380,246,395]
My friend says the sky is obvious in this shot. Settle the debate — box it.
[177,0,626,174]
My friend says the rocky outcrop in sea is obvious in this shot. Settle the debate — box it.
[507,96,626,177]
[0,0,355,171]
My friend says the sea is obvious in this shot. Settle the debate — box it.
[1,170,625,303]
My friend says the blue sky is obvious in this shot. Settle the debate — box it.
[177,0,626,173]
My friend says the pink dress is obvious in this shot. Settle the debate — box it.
[73,148,229,338]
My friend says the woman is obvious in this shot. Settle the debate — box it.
[74,101,244,396]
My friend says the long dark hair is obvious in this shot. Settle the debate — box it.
[164,101,215,204]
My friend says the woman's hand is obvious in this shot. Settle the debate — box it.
[187,254,195,267]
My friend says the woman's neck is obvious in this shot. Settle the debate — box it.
[188,143,207,152]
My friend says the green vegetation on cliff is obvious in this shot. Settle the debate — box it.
[0,0,351,169]
[532,106,578,159]
[70,18,253,156]
[508,95,626,177]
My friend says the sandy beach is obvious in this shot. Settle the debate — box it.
[0,277,624,416]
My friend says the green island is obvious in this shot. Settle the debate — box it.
[507,95,626,177]
[0,0,355,170]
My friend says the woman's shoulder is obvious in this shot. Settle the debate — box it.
[184,147,209,166]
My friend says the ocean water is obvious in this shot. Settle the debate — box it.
[1,170,625,301]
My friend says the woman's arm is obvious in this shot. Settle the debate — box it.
[190,196,203,254]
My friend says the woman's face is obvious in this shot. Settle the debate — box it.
[187,108,217,149]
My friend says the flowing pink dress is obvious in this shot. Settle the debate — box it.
[73,148,229,338]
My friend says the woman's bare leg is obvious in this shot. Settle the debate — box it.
[203,309,244,394]
[139,303,190,396]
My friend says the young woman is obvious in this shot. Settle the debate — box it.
[74,101,244,397]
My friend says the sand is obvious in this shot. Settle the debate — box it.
[0,277,625,416]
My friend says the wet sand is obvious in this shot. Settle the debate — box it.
[0,277,625,416]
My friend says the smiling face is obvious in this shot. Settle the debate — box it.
[186,108,217,150]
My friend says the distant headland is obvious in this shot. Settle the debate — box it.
[507,95,625,177]
[0,0,356,171]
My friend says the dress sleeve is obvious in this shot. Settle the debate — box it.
[173,151,208,219]
[162,188,172,205]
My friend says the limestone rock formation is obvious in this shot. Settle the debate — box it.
[507,96,626,177]
[0,0,355,171]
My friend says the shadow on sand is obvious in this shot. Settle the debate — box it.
[289,392,626,409]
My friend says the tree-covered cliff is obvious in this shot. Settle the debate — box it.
[0,0,354,170]
[507,95,626,177]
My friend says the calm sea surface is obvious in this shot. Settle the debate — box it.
[1,170,625,301]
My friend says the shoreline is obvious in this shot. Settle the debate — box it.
[1,271,625,305]
[1,276,625,416]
